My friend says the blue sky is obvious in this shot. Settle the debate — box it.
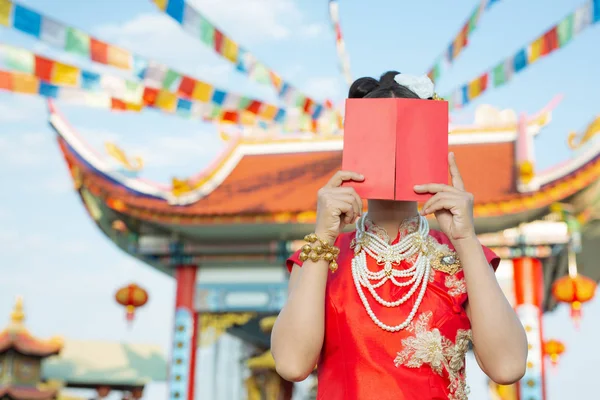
[0,0,599,398]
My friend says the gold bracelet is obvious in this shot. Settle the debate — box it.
[298,233,340,273]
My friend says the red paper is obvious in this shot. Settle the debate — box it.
[342,98,448,201]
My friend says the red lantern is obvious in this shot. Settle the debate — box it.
[543,339,566,368]
[115,283,148,323]
[551,274,597,327]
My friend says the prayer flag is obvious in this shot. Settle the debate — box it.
[143,87,159,106]
[191,80,212,102]
[574,3,592,34]
[214,29,224,53]
[182,2,201,36]
[162,69,181,90]
[34,55,53,81]
[13,5,41,38]
[222,37,238,63]
[177,75,195,98]
[176,98,192,117]
[90,38,109,64]
[221,111,238,124]
[52,62,79,86]
[237,96,251,110]
[211,89,226,105]
[38,81,59,98]
[492,62,506,87]
[12,72,39,94]
[153,0,168,11]
[199,17,215,47]
[222,93,240,110]
[0,0,12,27]
[166,0,185,23]
[259,104,278,120]
[528,37,543,63]
[107,46,131,69]
[81,70,100,90]
[40,18,67,48]
[155,89,177,112]
[0,70,13,90]
[513,48,528,72]
[594,0,600,22]
[246,100,261,114]
[3,46,34,73]
[557,14,574,46]
[240,110,257,125]
[274,109,286,123]
[65,27,90,57]
[542,27,559,55]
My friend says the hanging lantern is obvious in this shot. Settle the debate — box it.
[551,274,596,327]
[543,339,566,368]
[115,283,148,323]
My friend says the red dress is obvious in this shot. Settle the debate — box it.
[287,219,499,400]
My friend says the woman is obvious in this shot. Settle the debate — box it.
[271,71,527,400]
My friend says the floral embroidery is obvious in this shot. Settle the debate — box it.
[445,275,467,297]
[427,238,462,275]
[394,311,472,400]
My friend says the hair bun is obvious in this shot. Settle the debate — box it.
[379,71,401,88]
[348,77,379,99]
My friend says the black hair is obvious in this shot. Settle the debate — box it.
[348,70,422,99]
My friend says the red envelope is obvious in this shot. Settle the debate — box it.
[342,98,448,201]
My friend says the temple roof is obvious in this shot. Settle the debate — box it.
[50,98,600,234]
[0,298,63,357]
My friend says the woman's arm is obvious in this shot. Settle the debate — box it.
[271,258,329,382]
[271,170,364,382]
[455,238,528,385]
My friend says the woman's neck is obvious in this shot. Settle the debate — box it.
[366,200,419,239]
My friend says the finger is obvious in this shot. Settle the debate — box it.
[413,183,461,194]
[339,187,364,218]
[326,170,365,188]
[449,152,465,191]
[421,192,457,214]
[332,199,356,225]
[422,197,461,215]
[334,194,361,219]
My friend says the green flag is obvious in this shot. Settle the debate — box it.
[557,13,574,47]
[65,28,90,57]
[4,46,34,73]
[200,17,215,47]
[162,69,180,90]
[492,62,506,87]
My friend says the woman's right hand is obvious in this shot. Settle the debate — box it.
[315,171,365,245]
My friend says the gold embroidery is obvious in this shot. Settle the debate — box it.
[394,311,472,400]
[427,237,462,275]
[445,275,467,297]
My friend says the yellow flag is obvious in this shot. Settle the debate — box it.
[52,62,79,86]
[191,81,213,102]
[108,46,131,69]
[0,0,12,26]
[153,0,167,10]
[155,89,177,112]
[12,72,39,94]
[259,104,278,120]
[222,38,238,63]
[529,37,543,63]
[468,78,481,100]
[240,110,257,125]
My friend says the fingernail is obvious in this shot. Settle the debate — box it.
[414,185,423,189]
[359,174,364,179]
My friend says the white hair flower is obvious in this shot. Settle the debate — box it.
[394,74,435,99]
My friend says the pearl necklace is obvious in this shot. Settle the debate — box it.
[351,213,431,332]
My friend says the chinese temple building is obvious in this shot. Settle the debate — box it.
[0,297,63,400]
[49,97,600,400]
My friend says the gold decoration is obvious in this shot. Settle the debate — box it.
[199,312,255,347]
[568,116,600,150]
[432,93,444,101]
[302,233,340,273]
[105,142,143,172]
[445,275,467,297]
[394,311,472,400]
[171,177,193,197]
[427,238,462,275]
[518,160,535,185]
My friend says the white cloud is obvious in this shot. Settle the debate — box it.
[189,0,324,42]
[303,76,342,101]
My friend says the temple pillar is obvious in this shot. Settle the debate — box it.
[512,257,546,400]
[169,265,198,400]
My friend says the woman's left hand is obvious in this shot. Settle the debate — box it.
[414,152,476,242]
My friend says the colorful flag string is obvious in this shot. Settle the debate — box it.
[427,0,501,83]
[0,0,337,132]
[149,0,334,114]
[445,0,600,111]
[329,0,352,87]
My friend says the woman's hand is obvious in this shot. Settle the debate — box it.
[315,171,364,244]
[414,153,475,242]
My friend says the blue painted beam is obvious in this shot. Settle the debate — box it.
[195,282,288,313]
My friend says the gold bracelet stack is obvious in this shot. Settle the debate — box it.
[298,233,341,273]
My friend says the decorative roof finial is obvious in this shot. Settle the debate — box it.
[11,296,25,325]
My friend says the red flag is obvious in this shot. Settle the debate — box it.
[34,56,53,81]
[178,76,196,98]
[90,38,109,64]
[542,27,559,55]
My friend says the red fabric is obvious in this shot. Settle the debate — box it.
[178,75,196,98]
[34,56,53,81]
[90,38,109,64]
[286,229,499,400]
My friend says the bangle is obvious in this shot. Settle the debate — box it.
[298,233,340,273]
